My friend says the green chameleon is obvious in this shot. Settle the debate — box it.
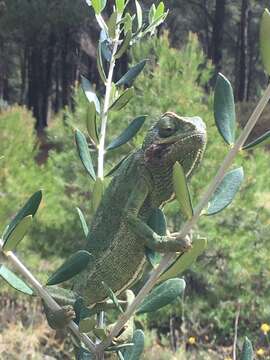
[45,112,206,335]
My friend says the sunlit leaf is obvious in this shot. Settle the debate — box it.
[142,12,168,36]
[86,102,98,144]
[214,73,236,145]
[242,130,270,150]
[81,76,100,114]
[137,278,185,314]
[47,250,93,285]
[124,13,133,35]
[240,337,253,360]
[3,215,32,252]
[115,30,132,59]
[0,265,33,295]
[75,129,96,181]
[154,2,165,21]
[106,343,134,352]
[205,167,244,216]
[76,207,89,238]
[91,0,106,14]
[116,60,147,87]
[158,238,207,283]
[135,0,142,30]
[107,115,146,150]
[123,330,145,360]
[108,11,117,39]
[109,87,134,111]
[148,4,156,24]
[260,8,270,75]
[116,0,125,14]
[102,281,123,313]
[173,162,193,219]
[91,177,104,213]
[93,327,107,340]
[97,42,106,84]
[2,190,42,241]
[145,209,166,267]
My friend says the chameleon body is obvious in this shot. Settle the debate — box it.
[46,112,206,327]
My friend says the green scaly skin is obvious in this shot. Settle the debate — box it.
[45,112,207,330]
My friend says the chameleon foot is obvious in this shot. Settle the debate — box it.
[164,234,192,252]
[47,305,76,329]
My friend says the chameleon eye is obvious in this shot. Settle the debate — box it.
[159,126,176,138]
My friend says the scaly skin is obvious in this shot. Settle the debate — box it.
[45,112,207,327]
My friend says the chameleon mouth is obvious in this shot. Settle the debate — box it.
[144,143,171,162]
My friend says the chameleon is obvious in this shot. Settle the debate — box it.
[45,112,207,332]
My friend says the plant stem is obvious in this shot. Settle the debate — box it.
[0,239,96,354]
[97,82,270,351]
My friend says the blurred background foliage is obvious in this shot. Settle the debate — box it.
[0,0,270,358]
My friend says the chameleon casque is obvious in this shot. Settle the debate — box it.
[45,112,207,333]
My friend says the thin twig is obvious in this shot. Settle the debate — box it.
[233,303,241,360]
[97,82,270,351]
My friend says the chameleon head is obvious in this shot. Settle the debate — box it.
[143,112,207,177]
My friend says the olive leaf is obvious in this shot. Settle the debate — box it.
[116,60,147,87]
[158,238,207,283]
[242,130,270,150]
[79,317,96,333]
[91,0,106,14]
[115,30,132,59]
[2,215,32,252]
[205,167,244,216]
[0,265,33,295]
[105,153,131,177]
[97,42,107,84]
[100,29,112,62]
[91,177,104,213]
[2,190,42,241]
[102,281,123,313]
[173,161,193,219]
[116,0,125,14]
[214,73,236,145]
[260,8,270,75]
[75,129,96,181]
[123,13,133,35]
[109,87,134,112]
[123,330,145,360]
[106,344,134,352]
[107,11,117,39]
[81,76,100,114]
[47,250,94,285]
[154,2,165,21]
[135,0,143,30]
[76,207,89,238]
[136,278,186,314]
[86,102,98,144]
[107,115,146,150]
[240,337,253,360]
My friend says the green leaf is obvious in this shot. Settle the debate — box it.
[76,347,94,360]
[214,73,236,145]
[106,343,134,352]
[260,9,270,75]
[242,130,270,150]
[135,0,142,30]
[115,30,132,59]
[124,13,133,35]
[145,209,166,267]
[148,4,156,24]
[79,317,96,333]
[2,190,42,241]
[91,177,104,213]
[47,250,93,286]
[107,115,146,150]
[105,153,131,177]
[91,0,106,14]
[86,102,98,145]
[173,162,193,219]
[240,337,253,360]
[116,0,125,14]
[81,76,100,114]
[97,42,107,84]
[137,279,185,314]
[109,87,134,112]
[76,207,89,238]
[205,167,244,216]
[142,12,168,36]
[93,327,107,340]
[116,60,147,87]
[158,238,207,283]
[154,2,165,20]
[75,129,96,181]
[102,281,123,313]
[3,215,32,252]
[0,265,33,295]
[124,330,145,360]
[108,11,117,39]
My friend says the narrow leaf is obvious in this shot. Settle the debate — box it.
[86,102,98,144]
[148,4,156,24]
[142,12,168,36]
[154,2,165,20]
[135,0,142,30]
[158,238,207,283]
[91,177,104,213]
[260,9,270,75]
[240,337,253,360]
[173,162,193,219]
[214,73,236,145]
[116,60,147,86]
[124,13,133,35]
[47,250,93,285]
[75,129,96,181]
[76,207,89,238]
[0,265,33,295]
[106,343,134,352]
[107,115,146,150]
[115,30,132,59]
[79,317,96,333]
[124,330,145,360]
[109,87,134,112]
[97,42,107,84]
[93,327,107,340]
[107,11,117,39]
[145,209,166,267]
[2,190,42,241]
[81,76,100,114]
[205,167,244,216]
[3,215,32,252]
[102,281,123,313]
[137,279,185,315]
[105,153,131,177]
[242,130,270,150]
[116,0,125,14]
[91,0,106,14]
